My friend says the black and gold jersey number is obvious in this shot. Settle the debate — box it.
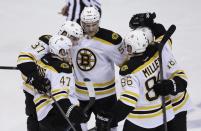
[145,72,160,101]
[76,48,96,71]
[31,42,45,53]
[121,76,133,87]
[60,76,71,86]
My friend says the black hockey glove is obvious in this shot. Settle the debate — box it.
[153,80,177,96]
[26,72,51,94]
[129,12,156,29]
[96,111,112,131]
[66,105,88,124]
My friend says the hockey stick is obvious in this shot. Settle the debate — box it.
[83,78,96,115]
[0,66,18,70]
[83,78,96,131]
[158,24,176,131]
[46,90,76,131]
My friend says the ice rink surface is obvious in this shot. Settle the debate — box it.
[0,0,201,130]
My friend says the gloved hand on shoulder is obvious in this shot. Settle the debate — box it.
[129,12,156,29]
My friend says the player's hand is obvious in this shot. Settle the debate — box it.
[129,12,156,29]
[27,72,51,94]
[59,5,69,16]
[66,105,88,123]
[153,80,176,96]
[96,111,112,131]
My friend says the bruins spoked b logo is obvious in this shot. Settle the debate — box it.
[76,48,96,71]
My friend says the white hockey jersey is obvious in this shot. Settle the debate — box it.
[119,41,190,128]
[32,55,78,121]
[71,28,126,100]
[17,35,51,95]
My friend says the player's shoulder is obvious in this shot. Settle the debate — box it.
[94,27,122,45]
[119,45,158,76]
[40,54,72,73]
[38,35,52,45]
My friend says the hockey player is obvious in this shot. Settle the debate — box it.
[60,0,101,23]
[17,21,83,131]
[129,13,190,131]
[70,7,127,131]
[34,35,87,130]
[107,28,190,131]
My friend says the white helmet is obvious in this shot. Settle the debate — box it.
[58,21,83,40]
[137,27,154,44]
[124,29,149,54]
[49,35,72,60]
[81,7,100,23]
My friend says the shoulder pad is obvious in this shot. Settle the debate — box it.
[39,35,52,45]
[41,54,72,73]
[95,28,122,45]
[119,45,158,76]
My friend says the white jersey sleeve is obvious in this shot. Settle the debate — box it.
[162,43,190,114]
[106,41,127,66]
[17,37,49,65]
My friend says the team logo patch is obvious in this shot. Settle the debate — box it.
[121,65,128,71]
[60,63,69,69]
[112,33,119,40]
[76,48,96,71]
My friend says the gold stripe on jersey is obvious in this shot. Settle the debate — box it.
[132,52,159,74]
[34,88,69,104]
[93,37,113,45]
[119,90,139,107]
[172,92,189,112]
[23,82,35,92]
[35,88,69,112]
[75,86,115,96]
[134,96,171,111]
[169,70,187,80]
[36,93,68,112]
[18,52,36,61]
[155,35,172,48]
[75,79,116,96]
[36,60,57,73]
[75,78,115,87]
[128,100,173,119]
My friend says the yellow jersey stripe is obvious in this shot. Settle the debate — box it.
[132,52,159,74]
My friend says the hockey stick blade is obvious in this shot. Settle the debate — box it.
[0,66,18,70]
[158,24,176,51]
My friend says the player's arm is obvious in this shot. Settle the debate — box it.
[17,35,50,77]
[111,75,140,122]
[153,44,188,96]
[106,32,127,66]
